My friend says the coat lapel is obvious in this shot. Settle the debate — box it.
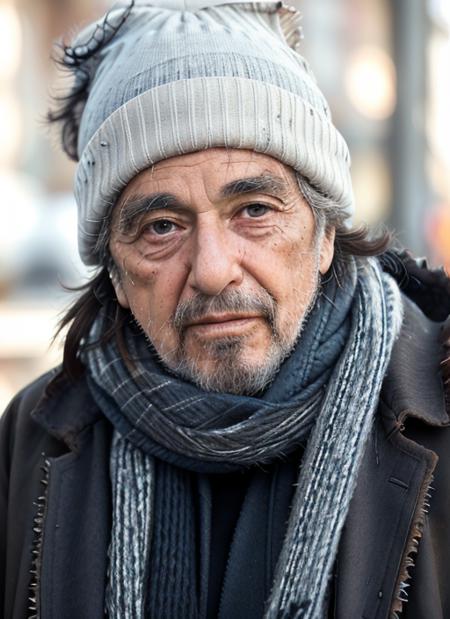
[335,296,448,619]
[38,419,112,619]
[334,417,436,619]
[32,374,113,619]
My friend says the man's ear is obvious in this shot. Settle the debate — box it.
[319,228,336,275]
[109,270,130,309]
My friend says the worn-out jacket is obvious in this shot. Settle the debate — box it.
[1,255,450,619]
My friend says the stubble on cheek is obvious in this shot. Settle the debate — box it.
[110,241,172,349]
[271,235,322,344]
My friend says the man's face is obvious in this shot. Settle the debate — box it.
[109,148,335,394]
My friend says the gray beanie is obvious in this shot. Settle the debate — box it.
[72,0,353,266]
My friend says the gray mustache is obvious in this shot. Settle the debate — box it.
[172,289,277,333]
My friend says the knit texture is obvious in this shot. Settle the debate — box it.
[87,259,403,618]
[107,435,154,618]
[70,2,354,264]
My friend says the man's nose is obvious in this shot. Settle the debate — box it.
[187,222,244,296]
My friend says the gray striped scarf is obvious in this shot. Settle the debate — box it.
[86,258,403,618]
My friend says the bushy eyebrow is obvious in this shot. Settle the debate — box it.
[115,174,290,233]
[116,193,180,234]
[220,175,290,198]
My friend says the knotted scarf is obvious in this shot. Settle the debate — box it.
[86,258,403,618]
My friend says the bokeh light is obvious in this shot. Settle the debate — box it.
[0,4,22,81]
[345,45,397,120]
[0,92,22,165]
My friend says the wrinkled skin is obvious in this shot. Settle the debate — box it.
[109,148,335,394]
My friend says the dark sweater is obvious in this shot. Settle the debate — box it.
[206,454,301,618]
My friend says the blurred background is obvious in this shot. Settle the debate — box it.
[1,0,449,410]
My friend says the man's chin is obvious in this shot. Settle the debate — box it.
[154,309,309,394]
[165,342,288,396]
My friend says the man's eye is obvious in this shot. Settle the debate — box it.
[148,220,177,235]
[243,204,270,218]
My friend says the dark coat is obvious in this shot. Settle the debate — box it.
[1,254,450,619]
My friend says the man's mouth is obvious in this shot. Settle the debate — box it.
[184,314,263,338]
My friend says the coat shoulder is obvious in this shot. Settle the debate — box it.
[2,367,52,429]
[379,249,450,417]
[0,367,61,438]
[2,367,60,414]
[0,367,72,474]
[379,249,450,321]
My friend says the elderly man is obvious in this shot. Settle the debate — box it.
[1,1,450,618]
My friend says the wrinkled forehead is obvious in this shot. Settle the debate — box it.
[118,148,298,203]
